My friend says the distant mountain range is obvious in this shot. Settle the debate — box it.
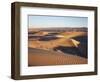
[29,27,87,32]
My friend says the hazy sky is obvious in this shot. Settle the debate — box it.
[28,15,88,28]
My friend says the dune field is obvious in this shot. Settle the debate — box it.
[28,28,88,66]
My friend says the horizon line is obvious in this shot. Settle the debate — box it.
[29,26,87,28]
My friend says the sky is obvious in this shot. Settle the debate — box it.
[28,15,88,28]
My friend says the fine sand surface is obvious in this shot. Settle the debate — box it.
[28,38,79,50]
[28,32,87,50]
[28,30,87,66]
[28,48,87,66]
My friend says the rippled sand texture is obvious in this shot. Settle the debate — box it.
[28,28,88,66]
[28,48,87,66]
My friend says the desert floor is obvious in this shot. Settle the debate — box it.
[28,30,88,66]
[28,48,87,66]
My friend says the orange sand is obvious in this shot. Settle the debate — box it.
[28,48,87,66]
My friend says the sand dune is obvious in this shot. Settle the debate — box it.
[28,48,87,66]
[28,38,79,50]
[60,32,87,39]
[28,30,87,66]
[28,31,87,50]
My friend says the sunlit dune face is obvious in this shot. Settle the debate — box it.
[28,29,88,66]
[28,48,87,66]
[28,31,87,50]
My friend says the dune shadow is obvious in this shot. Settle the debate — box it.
[39,36,59,41]
[53,36,88,58]
[73,35,88,58]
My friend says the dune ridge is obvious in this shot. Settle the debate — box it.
[28,48,87,66]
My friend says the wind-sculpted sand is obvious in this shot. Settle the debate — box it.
[28,29,88,66]
[28,32,86,50]
[28,48,87,66]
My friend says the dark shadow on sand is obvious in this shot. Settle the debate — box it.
[53,36,88,58]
